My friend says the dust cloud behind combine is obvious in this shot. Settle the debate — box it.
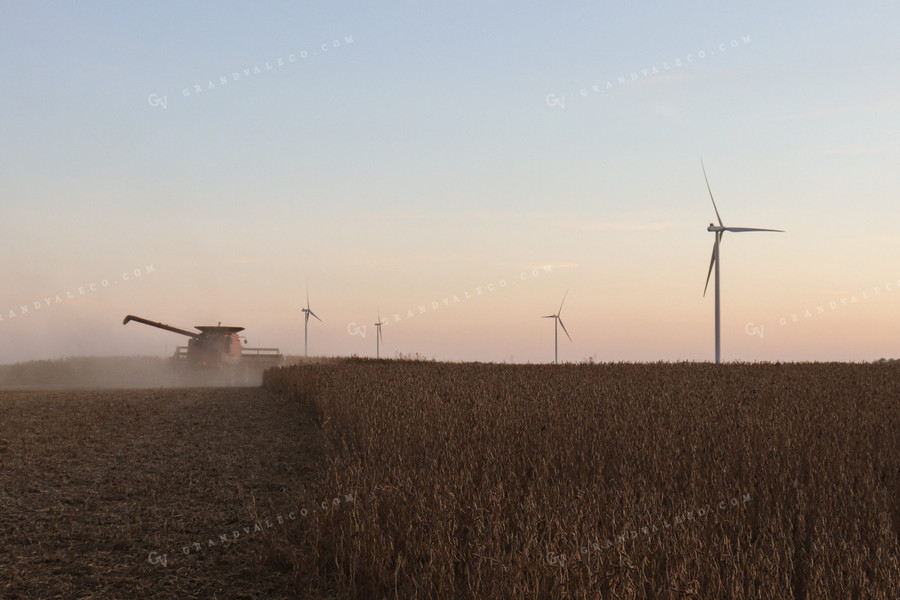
[0,356,274,389]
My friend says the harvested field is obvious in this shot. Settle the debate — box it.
[0,386,336,599]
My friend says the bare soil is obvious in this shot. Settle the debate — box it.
[0,387,327,599]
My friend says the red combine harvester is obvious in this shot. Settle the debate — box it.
[122,315,283,379]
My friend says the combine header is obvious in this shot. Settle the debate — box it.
[122,315,283,371]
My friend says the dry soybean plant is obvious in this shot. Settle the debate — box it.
[263,360,900,599]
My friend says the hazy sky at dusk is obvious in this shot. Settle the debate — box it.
[1,1,898,363]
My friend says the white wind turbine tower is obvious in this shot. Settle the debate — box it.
[542,291,572,364]
[301,285,322,358]
[374,311,385,359]
[702,159,784,364]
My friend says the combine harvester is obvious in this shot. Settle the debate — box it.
[122,315,284,384]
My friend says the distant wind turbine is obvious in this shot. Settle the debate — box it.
[702,159,784,364]
[375,311,385,359]
[301,285,322,357]
[542,291,572,364]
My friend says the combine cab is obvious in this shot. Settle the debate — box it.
[123,315,283,382]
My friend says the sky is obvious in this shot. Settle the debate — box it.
[1,0,898,364]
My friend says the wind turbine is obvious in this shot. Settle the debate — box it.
[702,159,783,364]
[301,285,322,357]
[542,291,572,364]
[374,311,385,359]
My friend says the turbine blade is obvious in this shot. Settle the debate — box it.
[309,310,322,322]
[724,227,785,233]
[701,159,724,227]
[558,317,573,342]
[703,242,717,297]
[558,290,569,315]
[378,327,383,344]
[541,315,555,319]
